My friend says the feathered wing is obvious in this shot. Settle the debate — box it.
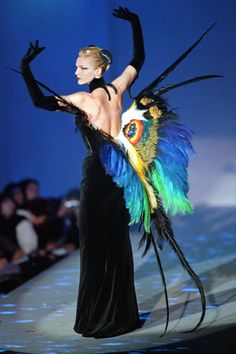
[99,25,223,334]
[100,92,195,236]
[100,22,223,235]
[99,92,206,335]
[99,94,206,335]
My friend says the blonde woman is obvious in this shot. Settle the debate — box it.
[20,7,144,338]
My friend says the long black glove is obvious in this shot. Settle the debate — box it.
[113,7,145,73]
[21,40,60,111]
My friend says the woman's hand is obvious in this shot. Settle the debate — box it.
[112,6,145,76]
[112,7,138,23]
[22,40,45,64]
[11,249,26,263]
[20,40,62,111]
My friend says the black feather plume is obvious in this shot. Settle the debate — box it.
[139,196,206,333]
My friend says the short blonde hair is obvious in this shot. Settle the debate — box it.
[79,46,112,73]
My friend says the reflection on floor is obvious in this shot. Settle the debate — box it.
[0,205,236,354]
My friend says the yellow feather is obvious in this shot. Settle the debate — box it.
[128,144,157,212]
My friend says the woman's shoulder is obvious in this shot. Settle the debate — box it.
[60,91,91,108]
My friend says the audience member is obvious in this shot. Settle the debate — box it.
[58,188,80,250]
[0,193,38,258]
[20,178,40,206]
[26,197,56,251]
[0,251,8,271]
[3,182,25,209]
[0,179,80,293]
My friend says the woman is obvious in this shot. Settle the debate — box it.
[20,7,145,338]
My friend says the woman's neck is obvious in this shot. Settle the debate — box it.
[89,77,106,93]
[88,77,117,101]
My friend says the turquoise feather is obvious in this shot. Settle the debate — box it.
[100,142,151,230]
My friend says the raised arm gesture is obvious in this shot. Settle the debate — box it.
[20,40,60,111]
[113,7,145,74]
[21,40,45,64]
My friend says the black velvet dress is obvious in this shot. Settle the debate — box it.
[73,119,140,338]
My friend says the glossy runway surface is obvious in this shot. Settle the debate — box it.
[0,204,236,354]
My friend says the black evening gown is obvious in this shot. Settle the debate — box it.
[73,121,140,338]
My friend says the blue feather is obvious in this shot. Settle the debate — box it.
[100,142,146,226]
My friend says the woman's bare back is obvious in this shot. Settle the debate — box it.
[83,85,123,138]
[62,85,123,138]
[60,65,137,138]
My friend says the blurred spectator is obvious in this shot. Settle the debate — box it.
[0,194,38,260]
[3,182,25,209]
[26,197,56,251]
[57,188,80,250]
[0,235,25,262]
[24,191,80,252]
[0,251,8,271]
[20,178,39,205]
[0,181,80,294]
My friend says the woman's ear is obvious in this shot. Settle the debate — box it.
[95,67,103,78]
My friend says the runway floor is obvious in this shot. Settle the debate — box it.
[0,205,236,354]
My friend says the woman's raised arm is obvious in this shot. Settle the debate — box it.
[112,7,145,93]
[20,41,63,111]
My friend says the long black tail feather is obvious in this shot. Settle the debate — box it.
[165,232,206,332]
[156,74,223,96]
[139,204,206,333]
[150,233,170,336]
[155,206,206,332]
[137,22,217,98]
[138,231,152,256]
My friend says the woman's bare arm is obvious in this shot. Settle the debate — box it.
[112,8,145,95]
[112,65,137,94]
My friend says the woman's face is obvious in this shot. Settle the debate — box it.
[75,56,102,85]
[0,198,15,218]
[25,182,38,201]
